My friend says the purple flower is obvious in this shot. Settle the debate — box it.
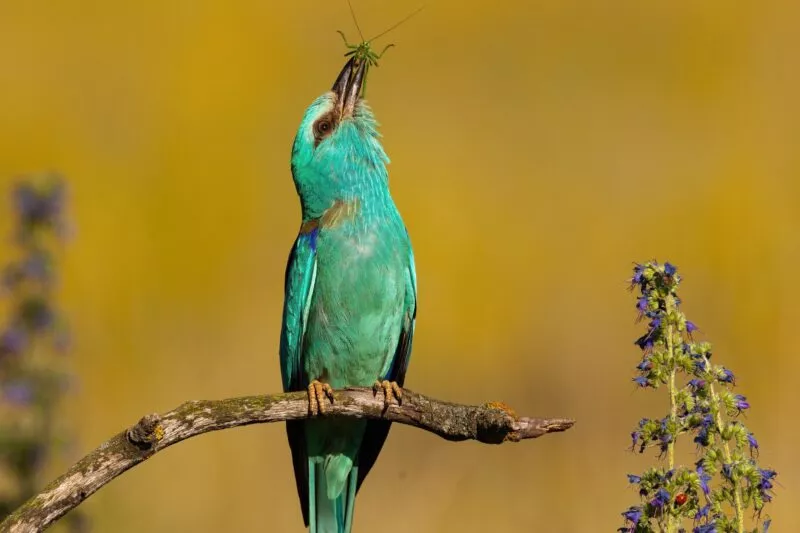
[694,524,717,533]
[686,320,698,333]
[627,474,641,484]
[722,463,733,480]
[636,296,648,312]
[718,368,735,384]
[664,262,677,276]
[633,376,650,388]
[764,518,772,532]
[758,469,777,501]
[622,506,642,525]
[650,488,670,509]
[637,359,652,371]
[734,394,750,412]
[694,358,708,372]
[748,433,759,455]
[688,379,706,390]
[635,334,655,351]
[631,264,645,285]
[630,430,641,450]
[694,504,710,520]
[696,465,711,495]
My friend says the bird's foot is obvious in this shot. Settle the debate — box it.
[373,380,403,411]
[307,380,334,415]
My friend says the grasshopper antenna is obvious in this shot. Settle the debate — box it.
[367,4,426,44]
[347,0,366,42]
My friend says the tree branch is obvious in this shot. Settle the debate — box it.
[0,387,574,533]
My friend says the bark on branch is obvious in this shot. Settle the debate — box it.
[0,387,574,533]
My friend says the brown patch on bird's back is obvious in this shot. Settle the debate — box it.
[299,218,319,235]
[321,199,361,228]
[299,199,361,236]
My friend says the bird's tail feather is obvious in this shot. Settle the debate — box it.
[309,459,358,533]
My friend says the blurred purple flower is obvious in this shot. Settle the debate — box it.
[20,299,54,332]
[3,381,33,405]
[0,326,27,356]
[21,251,52,284]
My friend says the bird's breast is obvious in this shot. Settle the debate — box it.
[302,219,409,388]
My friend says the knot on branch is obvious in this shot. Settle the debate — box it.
[477,401,520,444]
[126,413,164,450]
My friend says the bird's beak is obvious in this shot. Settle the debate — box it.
[332,57,366,120]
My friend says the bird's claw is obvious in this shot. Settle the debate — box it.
[373,380,403,411]
[308,380,335,415]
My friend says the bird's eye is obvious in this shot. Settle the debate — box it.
[315,119,333,138]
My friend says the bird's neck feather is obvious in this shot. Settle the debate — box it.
[294,114,391,221]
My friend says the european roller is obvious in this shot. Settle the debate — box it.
[279,57,417,533]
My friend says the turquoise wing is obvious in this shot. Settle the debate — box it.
[280,229,318,392]
[280,228,318,527]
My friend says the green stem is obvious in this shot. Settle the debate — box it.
[703,354,745,533]
[665,319,678,533]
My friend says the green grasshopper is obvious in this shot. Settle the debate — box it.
[337,1,424,97]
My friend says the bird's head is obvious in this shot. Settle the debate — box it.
[290,58,390,219]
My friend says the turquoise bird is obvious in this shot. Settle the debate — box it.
[280,57,417,533]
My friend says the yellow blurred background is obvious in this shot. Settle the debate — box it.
[1,0,798,531]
